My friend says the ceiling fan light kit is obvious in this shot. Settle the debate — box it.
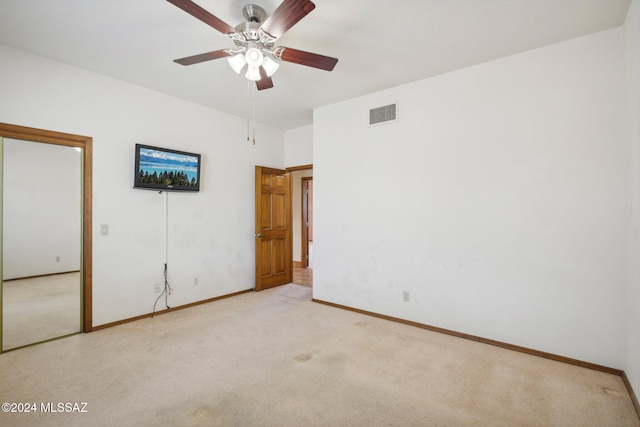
[167,0,338,90]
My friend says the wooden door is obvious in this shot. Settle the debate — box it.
[255,166,292,291]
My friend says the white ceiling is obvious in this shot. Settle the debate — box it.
[0,0,632,130]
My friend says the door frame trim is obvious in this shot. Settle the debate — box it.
[0,123,93,337]
[301,176,313,268]
[286,164,313,275]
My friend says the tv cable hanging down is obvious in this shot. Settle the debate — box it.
[152,191,173,317]
[132,143,202,317]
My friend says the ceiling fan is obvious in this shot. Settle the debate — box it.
[167,0,339,91]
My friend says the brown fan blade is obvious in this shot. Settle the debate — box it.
[256,66,274,90]
[167,0,235,34]
[174,49,231,66]
[279,47,338,71]
[261,0,316,39]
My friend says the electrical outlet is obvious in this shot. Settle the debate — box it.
[194,277,199,286]
[154,283,161,293]
[402,291,410,302]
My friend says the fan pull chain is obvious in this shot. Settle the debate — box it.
[252,98,256,145]
[247,80,256,145]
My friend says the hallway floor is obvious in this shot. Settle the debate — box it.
[293,267,312,288]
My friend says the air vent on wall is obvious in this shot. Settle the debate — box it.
[369,103,398,126]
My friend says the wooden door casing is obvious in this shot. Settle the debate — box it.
[302,177,313,268]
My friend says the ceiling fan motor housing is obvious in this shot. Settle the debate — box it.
[233,22,261,44]
[242,4,267,23]
[230,6,278,54]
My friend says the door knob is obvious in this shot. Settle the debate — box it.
[255,233,263,237]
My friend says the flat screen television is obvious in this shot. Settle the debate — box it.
[134,143,201,192]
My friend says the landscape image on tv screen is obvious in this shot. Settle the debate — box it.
[134,144,201,192]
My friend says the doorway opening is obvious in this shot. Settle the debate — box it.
[288,165,312,288]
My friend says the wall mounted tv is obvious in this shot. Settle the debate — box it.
[134,144,201,192]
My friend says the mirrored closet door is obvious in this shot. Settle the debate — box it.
[0,124,92,352]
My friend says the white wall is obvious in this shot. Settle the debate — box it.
[285,125,313,167]
[0,45,285,326]
[624,0,640,400]
[2,139,82,279]
[285,125,314,263]
[314,29,627,368]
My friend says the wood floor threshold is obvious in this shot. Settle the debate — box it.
[92,289,253,331]
[312,298,640,420]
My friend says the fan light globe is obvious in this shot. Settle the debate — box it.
[245,66,261,81]
[245,48,264,67]
[227,53,246,74]
[262,56,280,77]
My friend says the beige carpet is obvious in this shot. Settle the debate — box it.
[0,284,638,426]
